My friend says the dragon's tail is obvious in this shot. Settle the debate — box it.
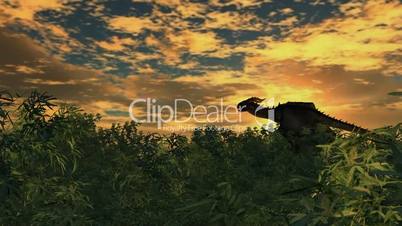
[316,111,369,134]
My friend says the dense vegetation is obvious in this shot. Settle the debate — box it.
[0,91,401,225]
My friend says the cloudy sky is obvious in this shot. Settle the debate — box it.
[0,0,401,131]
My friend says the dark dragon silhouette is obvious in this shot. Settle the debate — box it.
[237,97,368,135]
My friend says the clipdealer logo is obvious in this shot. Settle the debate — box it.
[128,97,276,131]
[128,98,241,128]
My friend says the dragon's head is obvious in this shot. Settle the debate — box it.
[237,97,265,112]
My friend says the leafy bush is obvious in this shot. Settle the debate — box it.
[0,91,401,225]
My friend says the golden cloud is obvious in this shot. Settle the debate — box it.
[47,24,69,38]
[95,36,137,51]
[0,0,65,25]
[143,29,225,65]
[156,1,207,18]
[168,30,222,54]
[210,0,270,8]
[0,1,81,56]
[205,11,264,30]
[108,16,154,34]
[238,0,402,71]
[15,65,44,74]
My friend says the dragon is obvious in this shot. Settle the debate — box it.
[237,97,368,134]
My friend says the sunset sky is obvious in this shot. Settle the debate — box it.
[0,0,401,131]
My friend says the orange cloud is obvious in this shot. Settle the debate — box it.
[167,30,222,54]
[210,0,270,8]
[0,1,81,56]
[156,1,207,18]
[281,8,294,14]
[108,16,154,34]
[205,11,264,30]
[95,36,137,51]
[15,65,44,74]
[47,24,69,38]
[144,29,225,65]
[238,0,402,71]
[0,0,66,25]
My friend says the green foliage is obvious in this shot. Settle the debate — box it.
[0,91,401,225]
[0,90,14,130]
[290,125,402,225]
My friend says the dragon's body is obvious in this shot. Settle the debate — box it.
[238,97,368,134]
